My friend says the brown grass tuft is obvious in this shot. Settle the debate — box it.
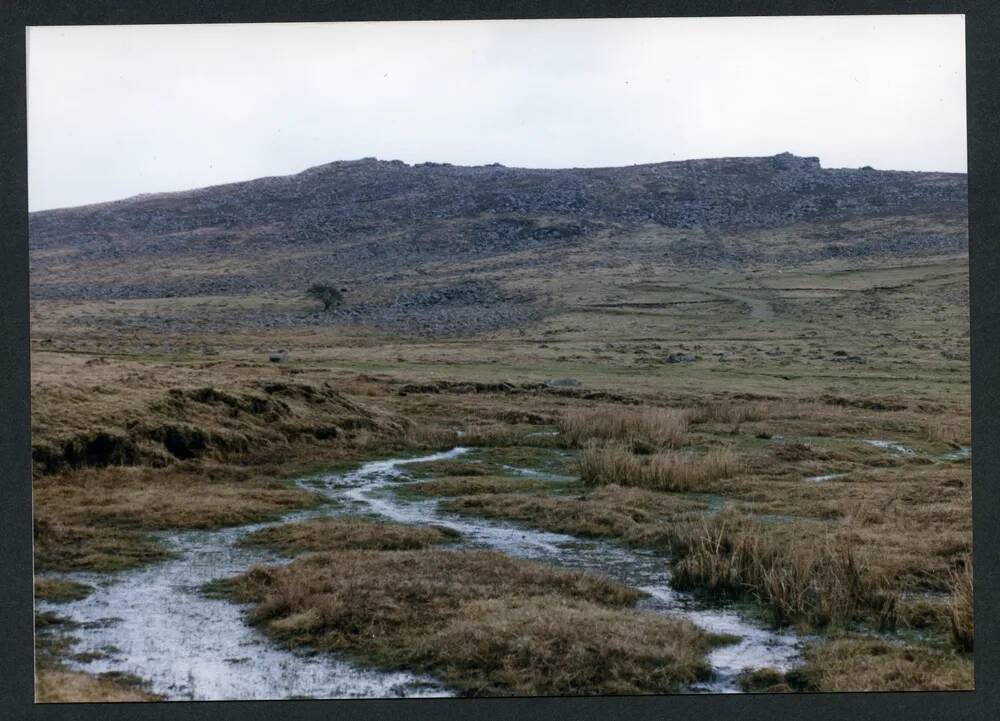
[691,400,772,425]
[668,509,898,629]
[404,475,546,497]
[737,667,788,693]
[790,637,973,692]
[948,556,974,651]
[923,417,971,447]
[577,442,746,492]
[399,424,460,450]
[215,548,722,695]
[34,468,323,531]
[33,577,93,603]
[420,596,714,695]
[33,519,171,573]
[558,406,689,450]
[441,486,704,538]
[239,517,461,555]
[35,670,163,703]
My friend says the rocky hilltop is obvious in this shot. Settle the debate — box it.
[29,153,967,334]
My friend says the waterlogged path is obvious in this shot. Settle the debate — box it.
[324,448,802,694]
[39,447,803,699]
[36,507,450,700]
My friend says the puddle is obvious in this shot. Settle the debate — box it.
[500,464,576,482]
[805,473,845,483]
[938,446,971,462]
[40,446,803,699]
[862,439,915,455]
[684,492,729,512]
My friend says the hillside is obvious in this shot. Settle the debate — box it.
[28,153,967,335]
[29,152,973,701]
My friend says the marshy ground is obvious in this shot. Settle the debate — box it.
[30,254,972,700]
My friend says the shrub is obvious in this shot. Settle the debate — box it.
[307,283,345,311]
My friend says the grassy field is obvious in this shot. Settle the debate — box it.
[31,252,972,698]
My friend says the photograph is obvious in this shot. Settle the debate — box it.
[25,14,973,703]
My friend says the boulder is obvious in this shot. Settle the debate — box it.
[665,352,697,364]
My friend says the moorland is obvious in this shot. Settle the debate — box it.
[29,153,972,700]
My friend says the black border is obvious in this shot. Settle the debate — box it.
[2,2,996,720]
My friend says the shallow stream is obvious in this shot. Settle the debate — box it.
[38,447,803,700]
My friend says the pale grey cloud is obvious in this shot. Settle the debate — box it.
[27,15,967,211]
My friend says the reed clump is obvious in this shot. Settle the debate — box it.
[577,442,746,492]
[668,509,898,629]
[948,556,974,651]
[558,406,690,451]
[923,417,971,447]
[790,637,973,692]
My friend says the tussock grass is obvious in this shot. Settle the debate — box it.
[33,577,93,603]
[405,475,547,497]
[790,637,973,692]
[668,509,898,629]
[897,596,951,633]
[737,667,789,693]
[948,556,974,651]
[420,596,717,695]
[459,424,559,448]
[923,417,970,447]
[443,494,643,537]
[240,517,460,555]
[34,469,322,531]
[33,519,171,573]
[558,406,689,450]
[690,401,772,425]
[215,549,723,695]
[399,424,459,450]
[578,442,746,492]
[35,670,162,703]
[405,459,491,477]
[32,463,326,572]
[441,486,705,538]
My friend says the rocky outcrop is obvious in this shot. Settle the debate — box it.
[28,153,967,335]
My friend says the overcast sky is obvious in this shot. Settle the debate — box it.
[27,15,966,211]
